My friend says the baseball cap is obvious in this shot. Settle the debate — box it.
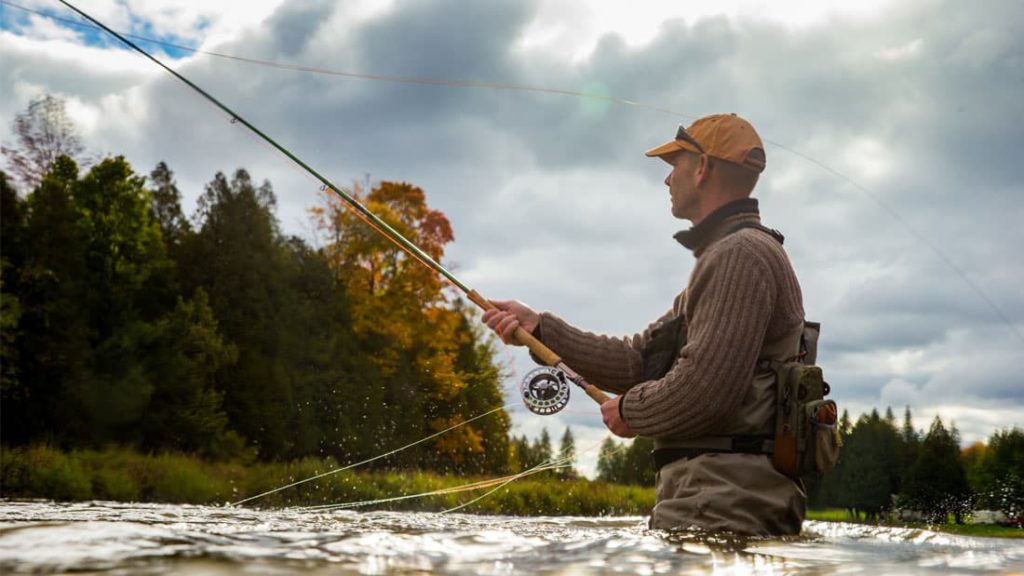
[645,113,766,173]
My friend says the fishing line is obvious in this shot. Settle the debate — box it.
[231,403,514,506]
[7,0,1019,344]
[441,434,629,514]
[301,459,573,513]
[295,435,628,514]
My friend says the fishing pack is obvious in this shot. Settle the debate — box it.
[768,322,842,478]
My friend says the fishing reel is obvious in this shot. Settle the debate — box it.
[520,367,572,415]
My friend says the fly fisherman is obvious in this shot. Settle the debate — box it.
[483,113,807,536]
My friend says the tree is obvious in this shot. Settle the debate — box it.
[595,436,655,486]
[597,437,623,482]
[535,428,553,463]
[558,427,577,477]
[5,157,91,444]
[901,416,971,523]
[2,95,89,191]
[181,169,298,459]
[0,172,25,397]
[148,161,191,251]
[313,180,508,472]
[139,289,243,457]
[836,410,902,519]
[970,428,1024,520]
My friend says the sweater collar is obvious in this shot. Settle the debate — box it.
[673,198,760,255]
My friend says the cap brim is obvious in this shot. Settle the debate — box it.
[644,139,700,163]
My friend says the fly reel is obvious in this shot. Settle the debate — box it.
[520,367,571,415]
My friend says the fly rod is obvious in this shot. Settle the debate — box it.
[57,0,608,415]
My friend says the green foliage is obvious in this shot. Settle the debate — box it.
[900,416,972,523]
[969,428,1024,519]
[833,410,902,519]
[0,445,654,516]
[596,436,655,486]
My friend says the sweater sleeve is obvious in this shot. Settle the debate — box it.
[620,244,774,438]
[533,307,675,394]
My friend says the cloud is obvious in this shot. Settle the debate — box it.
[2,0,1021,475]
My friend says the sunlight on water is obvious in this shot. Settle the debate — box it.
[0,501,1021,575]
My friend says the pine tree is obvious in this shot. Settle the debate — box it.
[901,416,971,523]
[148,161,190,251]
[535,428,553,465]
[558,427,577,477]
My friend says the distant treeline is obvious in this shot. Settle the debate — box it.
[597,409,1023,523]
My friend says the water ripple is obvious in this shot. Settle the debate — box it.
[0,501,1021,575]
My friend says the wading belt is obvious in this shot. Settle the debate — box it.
[652,436,774,471]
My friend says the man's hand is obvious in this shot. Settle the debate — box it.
[481,300,540,345]
[601,396,635,438]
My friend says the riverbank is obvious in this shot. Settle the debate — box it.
[805,509,1023,539]
[0,445,652,515]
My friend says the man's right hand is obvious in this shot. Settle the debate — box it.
[482,300,540,345]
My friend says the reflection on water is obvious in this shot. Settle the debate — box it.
[0,501,1021,575]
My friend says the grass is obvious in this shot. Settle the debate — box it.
[0,444,654,516]
[806,508,1023,539]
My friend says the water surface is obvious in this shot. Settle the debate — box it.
[1,501,1021,574]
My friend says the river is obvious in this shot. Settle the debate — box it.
[0,501,1021,574]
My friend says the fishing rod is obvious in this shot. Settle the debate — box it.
[56,0,608,416]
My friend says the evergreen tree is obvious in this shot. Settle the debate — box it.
[140,289,243,457]
[535,428,553,464]
[969,428,1024,519]
[181,169,298,459]
[558,426,577,477]
[596,437,623,482]
[836,410,901,519]
[148,161,191,252]
[8,156,91,444]
[0,173,25,402]
[901,416,971,523]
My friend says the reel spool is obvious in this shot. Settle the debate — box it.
[520,367,571,415]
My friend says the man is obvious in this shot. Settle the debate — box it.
[483,113,807,536]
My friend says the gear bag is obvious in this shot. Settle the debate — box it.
[769,322,842,478]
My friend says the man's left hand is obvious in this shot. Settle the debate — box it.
[601,396,635,438]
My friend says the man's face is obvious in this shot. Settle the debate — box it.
[664,151,699,220]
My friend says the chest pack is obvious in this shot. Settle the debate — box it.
[643,222,841,478]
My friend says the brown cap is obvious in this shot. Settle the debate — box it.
[645,113,766,173]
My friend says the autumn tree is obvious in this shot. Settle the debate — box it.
[313,180,509,473]
[2,95,90,191]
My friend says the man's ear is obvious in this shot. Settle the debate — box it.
[694,155,712,187]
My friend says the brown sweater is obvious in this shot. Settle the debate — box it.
[537,198,804,439]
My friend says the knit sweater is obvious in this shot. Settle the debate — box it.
[537,198,804,439]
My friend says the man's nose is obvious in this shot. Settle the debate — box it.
[664,171,672,186]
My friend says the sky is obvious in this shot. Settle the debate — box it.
[2,0,1022,479]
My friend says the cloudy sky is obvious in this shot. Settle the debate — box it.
[2,0,1022,477]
